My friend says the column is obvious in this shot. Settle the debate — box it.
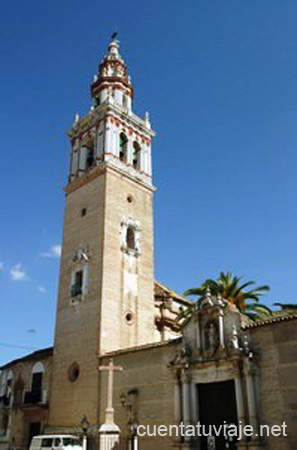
[104,119,112,155]
[174,378,182,425]
[127,137,134,166]
[140,146,146,173]
[190,382,198,424]
[142,149,148,174]
[234,365,247,447]
[181,370,191,444]
[173,373,182,445]
[96,128,104,159]
[190,382,200,448]
[69,149,74,180]
[244,359,259,441]
[146,145,152,176]
[113,128,120,159]
[108,122,115,156]
[70,140,79,177]
[218,311,225,348]
[196,316,201,350]
[78,146,87,176]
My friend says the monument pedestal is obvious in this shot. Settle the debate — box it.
[99,422,121,450]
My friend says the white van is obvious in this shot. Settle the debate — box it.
[30,435,82,450]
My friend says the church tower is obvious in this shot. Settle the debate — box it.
[48,36,155,429]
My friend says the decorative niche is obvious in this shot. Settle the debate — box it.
[120,217,141,257]
[70,245,91,306]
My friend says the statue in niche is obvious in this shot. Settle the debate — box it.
[231,324,240,350]
[205,321,219,352]
[73,245,90,263]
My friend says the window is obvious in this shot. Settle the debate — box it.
[41,438,53,448]
[32,372,42,393]
[23,362,44,404]
[81,208,87,217]
[132,141,141,170]
[119,133,128,162]
[126,226,135,250]
[81,134,95,171]
[71,270,83,297]
[0,370,13,407]
[125,311,134,324]
[68,362,80,382]
[63,438,81,447]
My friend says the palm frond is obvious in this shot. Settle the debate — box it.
[183,287,205,297]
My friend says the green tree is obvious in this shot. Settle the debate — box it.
[181,272,271,322]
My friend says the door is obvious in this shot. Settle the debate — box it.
[198,380,238,450]
[28,422,41,447]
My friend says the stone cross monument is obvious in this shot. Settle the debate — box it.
[98,359,123,450]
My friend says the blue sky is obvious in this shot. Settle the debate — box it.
[1,0,297,365]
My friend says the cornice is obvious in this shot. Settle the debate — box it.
[64,162,156,196]
[69,103,155,140]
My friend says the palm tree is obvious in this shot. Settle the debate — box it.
[181,272,271,322]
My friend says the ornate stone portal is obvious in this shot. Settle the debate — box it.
[169,291,262,450]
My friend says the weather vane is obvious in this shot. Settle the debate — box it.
[111,31,118,41]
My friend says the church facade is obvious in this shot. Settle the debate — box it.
[0,38,297,450]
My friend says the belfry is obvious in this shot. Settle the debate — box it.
[48,35,157,429]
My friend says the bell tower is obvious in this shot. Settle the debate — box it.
[48,36,156,429]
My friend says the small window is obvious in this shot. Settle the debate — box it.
[71,270,83,297]
[126,226,135,250]
[41,439,53,448]
[119,133,128,162]
[125,311,134,324]
[132,141,141,170]
[68,362,80,382]
[81,208,87,217]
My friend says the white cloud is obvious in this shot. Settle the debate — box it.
[37,285,47,293]
[10,264,28,281]
[40,245,62,259]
